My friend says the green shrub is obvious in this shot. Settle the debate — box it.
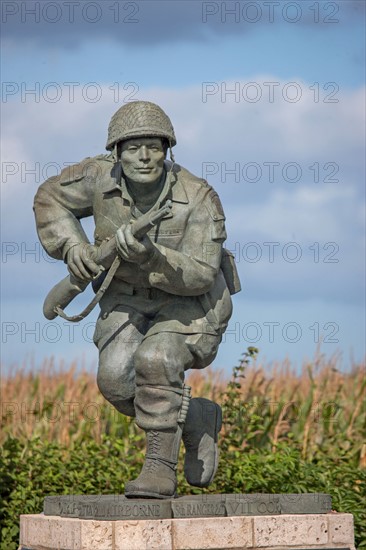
[1,350,365,549]
[1,434,365,549]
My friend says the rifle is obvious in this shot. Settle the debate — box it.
[43,200,172,322]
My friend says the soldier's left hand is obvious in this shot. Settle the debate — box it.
[116,224,155,264]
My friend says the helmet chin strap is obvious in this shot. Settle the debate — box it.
[169,142,175,164]
[168,141,176,178]
[113,143,123,186]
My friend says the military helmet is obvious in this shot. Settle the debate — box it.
[106,101,176,151]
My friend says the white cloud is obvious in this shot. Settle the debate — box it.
[2,78,364,181]
[1,78,364,301]
[1,77,365,368]
[228,184,361,242]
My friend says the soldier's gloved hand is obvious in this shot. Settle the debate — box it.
[116,224,155,264]
[66,243,101,281]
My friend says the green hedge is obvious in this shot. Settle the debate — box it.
[1,432,365,549]
[1,350,365,548]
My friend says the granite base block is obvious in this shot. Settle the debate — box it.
[19,512,355,550]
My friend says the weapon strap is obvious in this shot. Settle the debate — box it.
[54,255,121,323]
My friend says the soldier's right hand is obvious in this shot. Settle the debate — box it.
[66,243,101,281]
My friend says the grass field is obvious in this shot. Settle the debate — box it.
[1,350,365,548]
[2,352,365,457]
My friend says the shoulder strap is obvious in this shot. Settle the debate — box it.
[54,255,121,322]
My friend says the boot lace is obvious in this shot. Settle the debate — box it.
[144,431,161,472]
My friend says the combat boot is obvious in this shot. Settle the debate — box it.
[182,397,222,487]
[125,385,191,499]
[124,428,181,498]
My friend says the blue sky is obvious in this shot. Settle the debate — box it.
[1,0,365,373]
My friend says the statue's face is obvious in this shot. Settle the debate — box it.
[120,137,166,186]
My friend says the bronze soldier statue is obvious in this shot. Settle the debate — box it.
[34,101,240,499]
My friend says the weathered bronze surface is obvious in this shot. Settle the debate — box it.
[34,101,240,498]
[44,493,332,520]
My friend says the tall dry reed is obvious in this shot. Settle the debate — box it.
[1,354,365,463]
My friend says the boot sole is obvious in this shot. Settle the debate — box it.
[184,402,222,487]
[206,403,222,485]
[125,490,174,499]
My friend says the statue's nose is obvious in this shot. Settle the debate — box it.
[139,146,150,161]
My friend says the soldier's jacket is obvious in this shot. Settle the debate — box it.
[34,155,236,335]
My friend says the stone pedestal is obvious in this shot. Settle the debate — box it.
[19,511,355,550]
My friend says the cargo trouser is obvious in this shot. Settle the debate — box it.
[93,285,227,431]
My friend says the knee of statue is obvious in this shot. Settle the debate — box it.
[97,375,135,416]
[97,372,131,403]
[96,372,110,398]
[134,344,169,373]
[134,347,185,391]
